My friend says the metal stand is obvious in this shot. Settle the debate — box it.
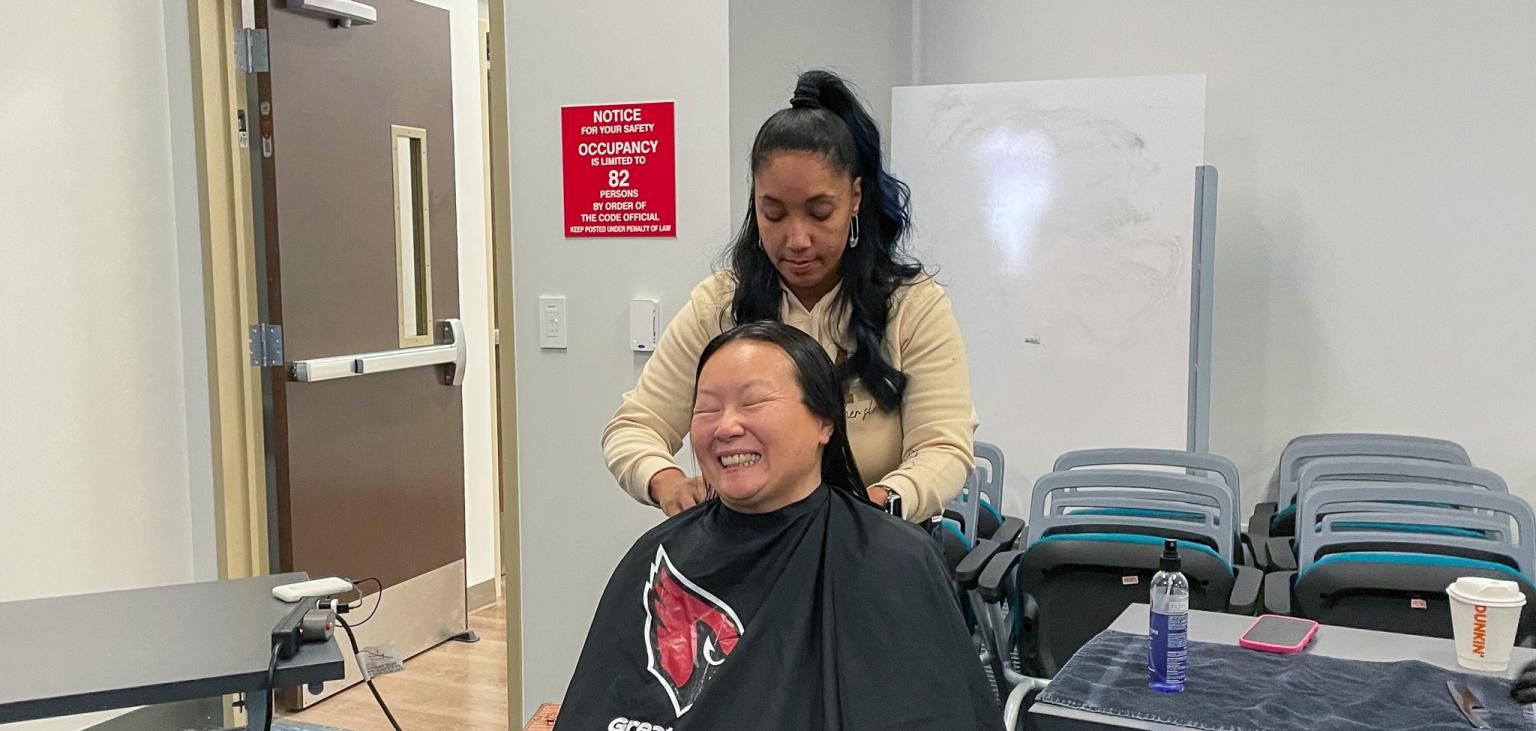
[238,689,267,731]
[1187,165,1218,454]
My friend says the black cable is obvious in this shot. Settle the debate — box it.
[346,577,384,627]
[337,614,403,730]
[264,643,279,731]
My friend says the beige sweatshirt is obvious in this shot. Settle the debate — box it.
[602,271,977,521]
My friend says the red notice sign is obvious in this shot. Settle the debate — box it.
[561,101,676,238]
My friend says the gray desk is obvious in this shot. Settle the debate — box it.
[0,573,345,728]
[1030,606,1536,731]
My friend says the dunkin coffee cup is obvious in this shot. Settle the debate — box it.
[1446,576,1526,672]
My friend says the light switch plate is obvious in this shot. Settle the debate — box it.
[539,296,567,349]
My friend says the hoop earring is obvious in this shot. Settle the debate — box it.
[848,216,860,249]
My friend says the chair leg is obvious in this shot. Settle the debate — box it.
[1003,676,1049,731]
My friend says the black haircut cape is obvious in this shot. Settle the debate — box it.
[553,485,1004,730]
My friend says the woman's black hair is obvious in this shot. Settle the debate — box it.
[695,322,867,500]
[727,69,923,411]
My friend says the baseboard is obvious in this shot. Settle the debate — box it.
[467,575,498,613]
[284,559,468,709]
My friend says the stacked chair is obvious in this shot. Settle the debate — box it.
[1260,456,1509,571]
[937,441,1020,570]
[964,449,1259,729]
[944,436,1532,731]
[1253,434,1536,642]
[1246,433,1473,568]
[942,441,1011,545]
[978,466,1259,673]
[1051,448,1252,566]
[936,442,1025,706]
[969,442,1009,539]
[1265,482,1536,640]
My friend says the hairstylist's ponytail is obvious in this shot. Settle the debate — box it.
[792,71,913,257]
[727,70,922,412]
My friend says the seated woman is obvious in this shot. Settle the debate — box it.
[555,322,1002,730]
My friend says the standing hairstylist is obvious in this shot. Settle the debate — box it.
[602,69,976,522]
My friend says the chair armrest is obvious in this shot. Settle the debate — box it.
[1250,502,1277,531]
[1263,570,1297,616]
[1227,565,1263,615]
[1246,501,1278,567]
[956,539,1004,588]
[1266,536,1297,571]
[979,550,1027,602]
[943,508,967,531]
[992,517,1026,549]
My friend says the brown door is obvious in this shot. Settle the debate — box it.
[250,0,467,706]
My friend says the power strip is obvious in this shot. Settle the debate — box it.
[272,577,354,603]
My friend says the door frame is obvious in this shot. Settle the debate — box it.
[187,0,269,583]
[478,16,505,607]
[487,0,527,721]
[188,0,524,721]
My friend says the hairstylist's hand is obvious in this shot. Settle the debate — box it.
[649,468,710,517]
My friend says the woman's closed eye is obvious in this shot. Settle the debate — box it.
[739,389,782,408]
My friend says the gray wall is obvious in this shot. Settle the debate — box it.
[917,0,1536,512]
[502,0,732,717]
[729,0,914,227]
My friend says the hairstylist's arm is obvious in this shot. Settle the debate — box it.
[877,281,977,521]
[602,284,720,507]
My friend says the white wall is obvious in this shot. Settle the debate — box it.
[502,0,732,717]
[0,0,202,608]
[916,0,1536,513]
[0,2,210,728]
[729,0,914,226]
[415,0,501,594]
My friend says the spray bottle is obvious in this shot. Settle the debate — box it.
[1148,539,1189,692]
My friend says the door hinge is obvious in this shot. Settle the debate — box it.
[235,28,269,74]
[249,323,284,367]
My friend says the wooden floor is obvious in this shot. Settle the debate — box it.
[282,601,509,730]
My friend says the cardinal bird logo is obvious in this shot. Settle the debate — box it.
[643,545,744,717]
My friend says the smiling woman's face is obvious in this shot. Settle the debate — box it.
[754,151,861,308]
[691,340,831,513]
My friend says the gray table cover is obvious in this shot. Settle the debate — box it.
[1038,630,1536,731]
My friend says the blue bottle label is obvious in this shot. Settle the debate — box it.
[1149,607,1188,687]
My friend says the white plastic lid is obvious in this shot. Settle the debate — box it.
[1447,576,1528,607]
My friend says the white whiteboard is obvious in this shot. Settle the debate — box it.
[892,75,1207,517]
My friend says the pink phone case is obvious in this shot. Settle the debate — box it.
[1238,614,1319,653]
